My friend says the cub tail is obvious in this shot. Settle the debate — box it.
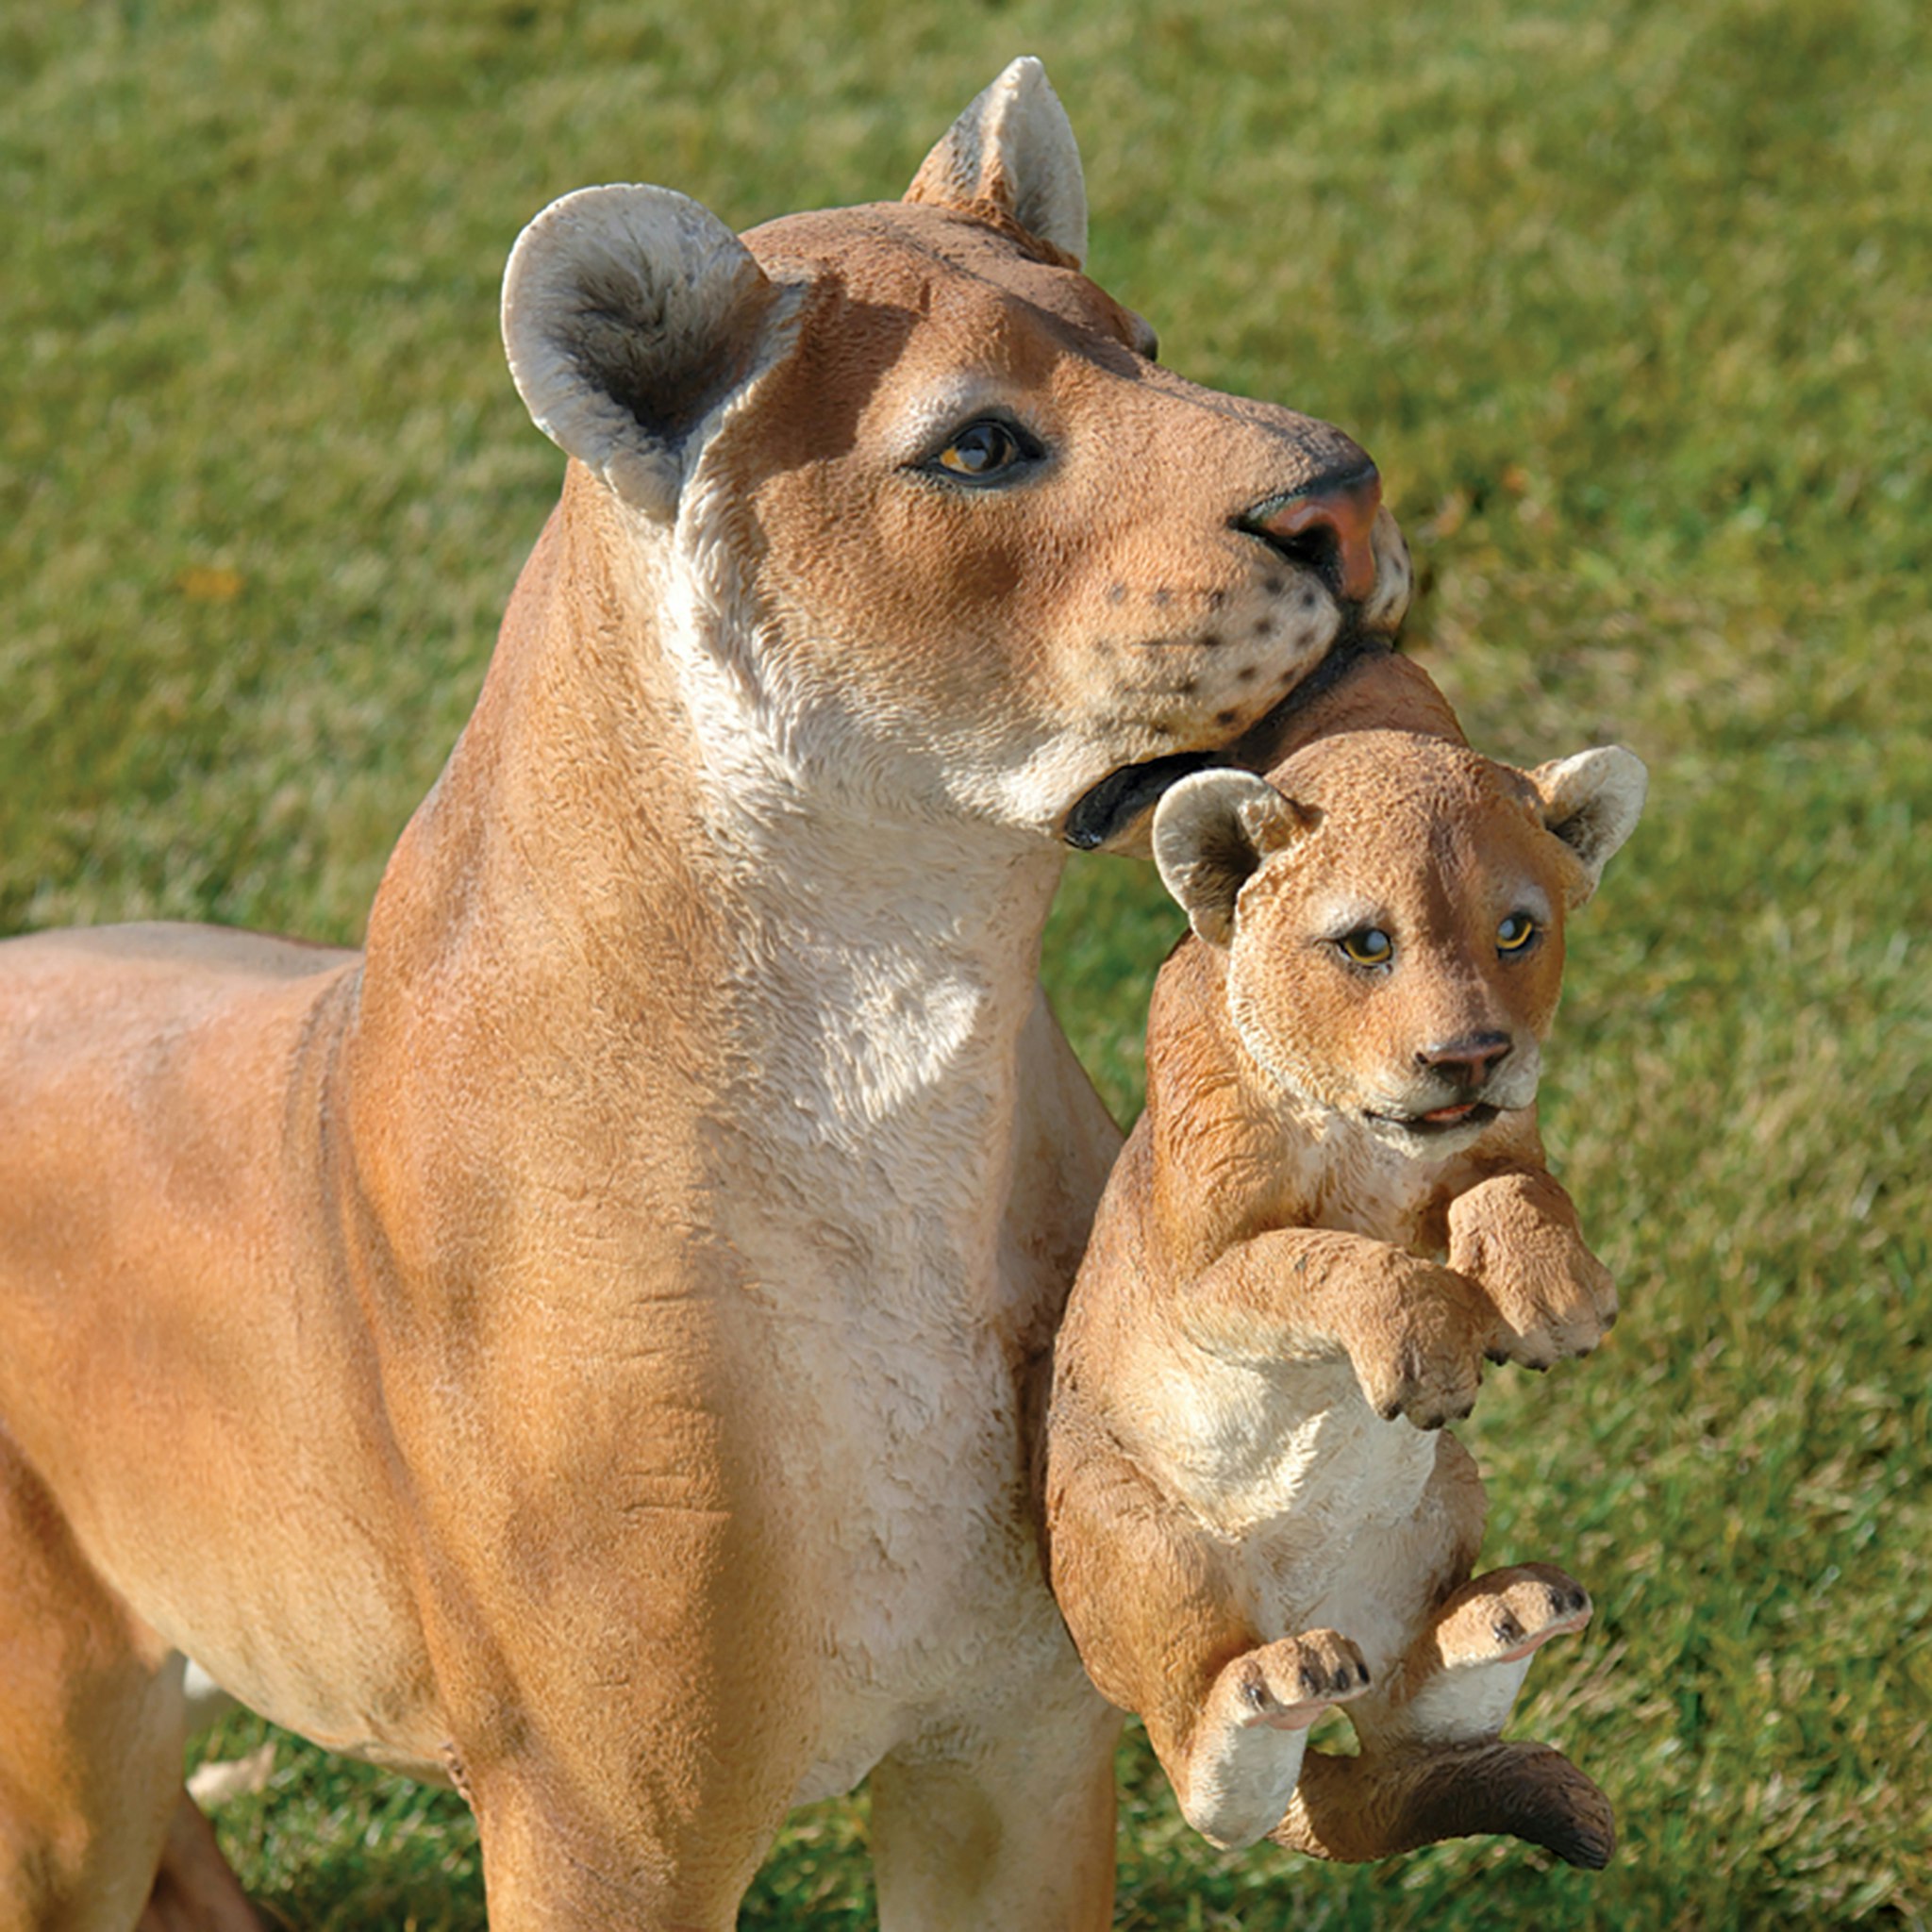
[1270,1736,1615,1869]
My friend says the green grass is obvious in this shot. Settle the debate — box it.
[5,0,1929,1924]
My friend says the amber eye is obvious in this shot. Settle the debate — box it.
[1338,927,1394,967]
[1498,912,1539,953]
[929,419,1035,482]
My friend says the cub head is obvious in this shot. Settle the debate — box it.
[1152,733,1646,1149]
[499,59,1412,847]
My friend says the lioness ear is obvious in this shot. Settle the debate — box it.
[905,58,1089,267]
[503,185,782,521]
[1153,771,1317,947]
[1527,746,1648,905]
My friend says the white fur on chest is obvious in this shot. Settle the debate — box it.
[726,1041,1075,1806]
[757,1238,1070,1805]
[632,531,1096,1798]
[1138,1348,1438,1554]
[688,771,1075,1799]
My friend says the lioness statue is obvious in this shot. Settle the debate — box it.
[1043,647,1643,1870]
[0,60,1414,1930]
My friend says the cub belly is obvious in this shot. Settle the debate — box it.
[1125,1345,1442,1623]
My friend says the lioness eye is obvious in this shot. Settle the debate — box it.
[929,419,1035,482]
[1338,928,1393,967]
[1498,912,1539,952]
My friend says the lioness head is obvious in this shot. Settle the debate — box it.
[498,60,1411,848]
[1153,733,1645,1148]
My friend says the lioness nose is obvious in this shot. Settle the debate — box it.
[1244,466,1383,603]
[1418,1033,1513,1088]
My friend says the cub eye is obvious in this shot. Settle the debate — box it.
[1338,927,1394,967]
[1497,912,1539,953]
[927,419,1037,483]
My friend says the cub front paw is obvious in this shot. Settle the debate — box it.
[1349,1261,1494,1430]
[1447,1172,1618,1370]
[1234,1629,1373,1732]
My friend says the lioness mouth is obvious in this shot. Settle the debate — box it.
[1062,633,1393,852]
[1062,749,1222,852]
[1370,1102,1501,1137]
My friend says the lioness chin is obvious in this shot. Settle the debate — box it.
[1044,646,1644,1869]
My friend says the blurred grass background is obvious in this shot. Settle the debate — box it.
[4,0,1928,1924]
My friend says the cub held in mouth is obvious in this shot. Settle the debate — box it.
[1044,649,1644,1866]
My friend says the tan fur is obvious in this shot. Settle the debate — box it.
[1045,648,1643,1867]
[0,63,1416,1930]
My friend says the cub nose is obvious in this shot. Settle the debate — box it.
[1417,1033,1513,1090]
[1242,465,1383,603]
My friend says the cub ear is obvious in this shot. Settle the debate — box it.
[1152,771,1317,948]
[1527,746,1648,905]
[502,184,783,521]
[905,57,1089,267]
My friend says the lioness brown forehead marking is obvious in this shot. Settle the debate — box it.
[749,203,1146,360]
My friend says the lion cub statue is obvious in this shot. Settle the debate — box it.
[1043,648,1644,1870]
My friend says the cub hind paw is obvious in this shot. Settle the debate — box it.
[1433,1563,1592,1669]
[1235,1628,1372,1732]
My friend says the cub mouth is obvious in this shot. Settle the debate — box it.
[1061,631,1392,852]
[1366,1102,1501,1138]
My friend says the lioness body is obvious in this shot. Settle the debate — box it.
[1045,650,1643,1866]
[0,66,1415,1929]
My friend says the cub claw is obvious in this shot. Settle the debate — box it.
[1359,1302,1487,1431]
[1446,1172,1619,1370]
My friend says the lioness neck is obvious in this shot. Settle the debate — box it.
[347,466,1068,1295]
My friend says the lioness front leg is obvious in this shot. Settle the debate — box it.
[1184,1226,1501,1430]
[1449,1169,1618,1368]
[870,1688,1122,1931]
